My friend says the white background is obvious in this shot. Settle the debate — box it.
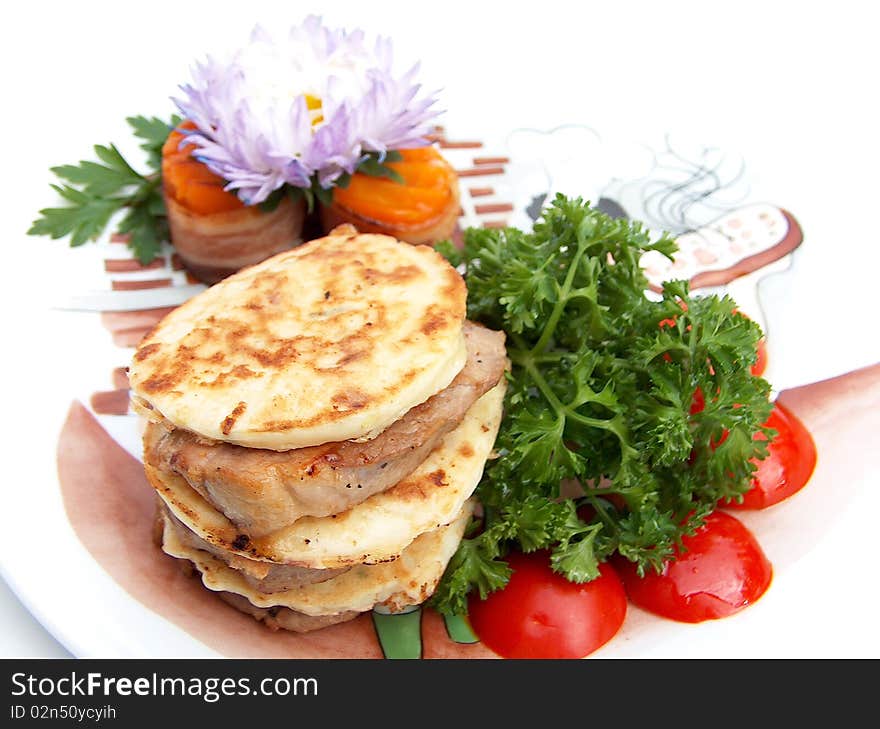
[1,0,878,657]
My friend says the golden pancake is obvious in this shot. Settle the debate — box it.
[146,380,505,569]
[141,322,507,537]
[158,500,350,592]
[159,502,472,618]
[217,592,359,633]
[129,226,467,450]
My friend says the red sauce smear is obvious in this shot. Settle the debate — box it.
[468,552,627,659]
[616,511,772,623]
[728,401,817,510]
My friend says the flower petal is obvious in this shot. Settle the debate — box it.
[171,18,443,204]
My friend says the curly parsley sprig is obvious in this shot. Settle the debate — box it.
[431,195,773,616]
[28,115,179,263]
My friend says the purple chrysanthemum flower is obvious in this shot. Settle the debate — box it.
[172,17,442,204]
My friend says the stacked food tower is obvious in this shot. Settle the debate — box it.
[128,227,506,631]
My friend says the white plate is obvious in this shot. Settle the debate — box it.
[3,120,879,658]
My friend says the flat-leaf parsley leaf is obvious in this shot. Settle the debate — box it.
[28,115,180,263]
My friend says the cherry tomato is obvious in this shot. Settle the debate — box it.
[688,387,729,455]
[727,402,817,510]
[468,552,627,659]
[690,386,706,415]
[752,338,768,377]
[660,307,765,381]
[616,511,772,623]
[730,310,768,377]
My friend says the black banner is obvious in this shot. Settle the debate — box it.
[1,658,869,724]
[4,659,598,723]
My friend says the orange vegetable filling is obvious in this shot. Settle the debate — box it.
[161,121,245,215]
[332,147,456,226]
